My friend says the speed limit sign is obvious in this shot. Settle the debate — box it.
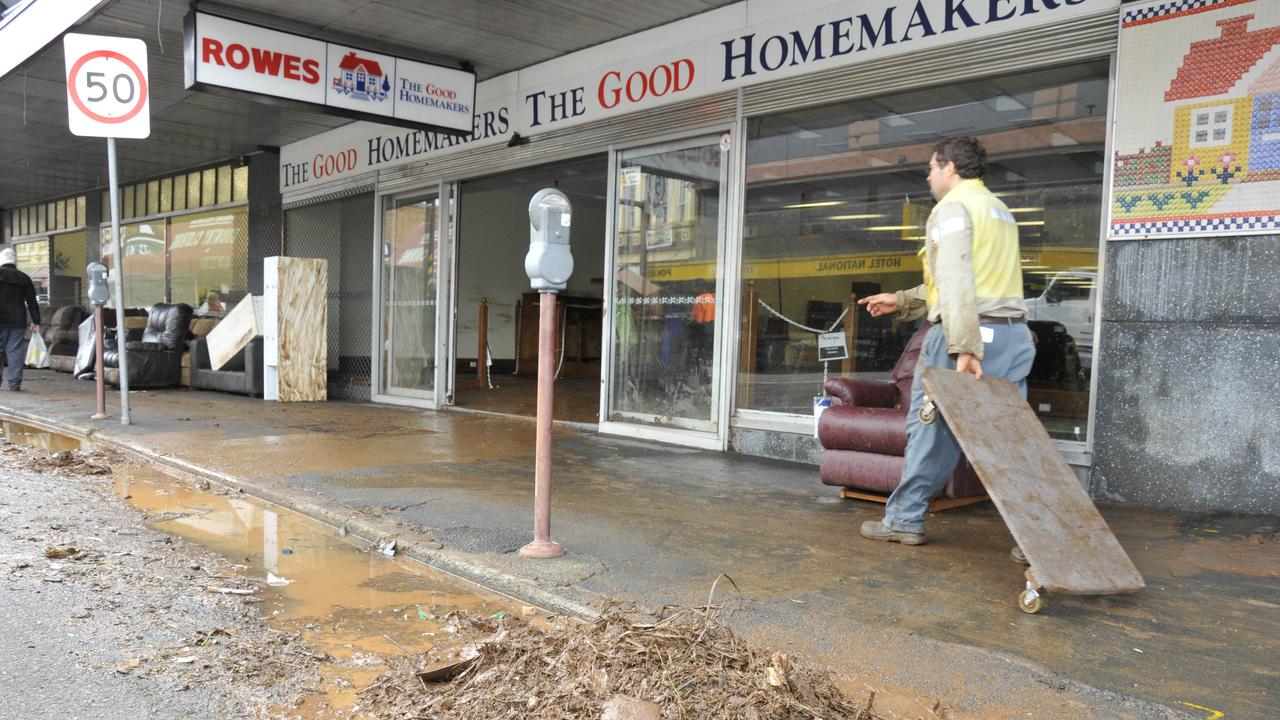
[64,33,150,138]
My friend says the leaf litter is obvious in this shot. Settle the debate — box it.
[359,578,880,720]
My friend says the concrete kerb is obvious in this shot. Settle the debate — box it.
[0,407,601,623]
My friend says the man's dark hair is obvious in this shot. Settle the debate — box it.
[932,137,987,179]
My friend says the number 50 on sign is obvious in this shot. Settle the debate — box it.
[64,33,150,138]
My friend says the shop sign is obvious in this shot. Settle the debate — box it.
[817,332,849,362]
[280,0,1117,193]
[184,12,476,134]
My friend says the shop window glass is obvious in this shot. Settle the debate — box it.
[36,204,46,233]
[101,221,167,308]
[160,178,173,213]
[51,231,88,306]
[187,172,202,208]
[15,240,49,305]
[173,173,188,211]
[740,61,1108,442]
[76,196,86,227]
[168,207,249,315]
[123,185,136,220]
[216,165,233,205]
[201,169,217,207]
[233,166,249,201]
[56,200,67,230]
[147,180,160,216]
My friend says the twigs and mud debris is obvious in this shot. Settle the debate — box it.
[359,604,879,720]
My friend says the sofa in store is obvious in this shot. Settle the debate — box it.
[188,335,263,396]
[43,305,89,373]
[816,321,987,510]
[102,303,194,389]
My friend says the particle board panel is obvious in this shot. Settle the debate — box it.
[274,257,328,402]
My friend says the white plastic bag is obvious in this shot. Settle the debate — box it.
[25,332,49,369]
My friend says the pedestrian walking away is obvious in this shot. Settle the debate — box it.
[0,246,42,391]
[856,136,1036,547]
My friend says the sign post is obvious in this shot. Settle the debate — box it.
[64,33,151,426]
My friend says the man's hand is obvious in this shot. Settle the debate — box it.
[31,324,40,334]
[857,292,898,318]
[956,353,983,380]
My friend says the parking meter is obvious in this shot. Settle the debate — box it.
[525,188,573,292]
[87,262,110,306]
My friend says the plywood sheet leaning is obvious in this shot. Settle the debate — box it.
[275,257,328,402]
[205,295,262,371]
[921,367,1144,598]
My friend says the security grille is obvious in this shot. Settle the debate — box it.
[284,192,375,401]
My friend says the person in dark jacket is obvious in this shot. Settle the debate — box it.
[0,247,41,391]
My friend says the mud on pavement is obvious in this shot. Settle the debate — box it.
[0,442,325,718]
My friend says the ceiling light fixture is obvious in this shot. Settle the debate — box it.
[826,213,887,220]
[784,200,845,209]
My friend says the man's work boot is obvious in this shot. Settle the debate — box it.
[1010,545,1030,565]
[860,520,926,546]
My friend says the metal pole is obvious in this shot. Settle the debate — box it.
[519,291,565,559]
[107,137,131,425]
[91,304,108,420]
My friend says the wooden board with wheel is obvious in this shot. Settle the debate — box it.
[920,366,1144,613]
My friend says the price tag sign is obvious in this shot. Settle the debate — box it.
[817,331,848,362]
[64,33,150,138]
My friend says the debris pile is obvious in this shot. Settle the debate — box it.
[360,605,877,720]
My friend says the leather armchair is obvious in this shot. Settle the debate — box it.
[817,321,984,502]
[103,303,194,388]
[44,305,89,373]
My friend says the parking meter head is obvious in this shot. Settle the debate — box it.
[87,262,110,305]
[525,188,574,292]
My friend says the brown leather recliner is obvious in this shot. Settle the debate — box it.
[817,321,984,502]
[44,305,89,373]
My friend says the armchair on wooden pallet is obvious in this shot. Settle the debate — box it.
[816,321,987,512]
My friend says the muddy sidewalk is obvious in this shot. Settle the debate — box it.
[4,374,1276,717]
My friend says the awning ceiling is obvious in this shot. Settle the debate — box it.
[0,0,735,209]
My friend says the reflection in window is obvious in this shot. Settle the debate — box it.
[101,222,167,308]
[15,240,49,306]
[51,231,88,306]
[739,61,1108,441]
[169,208,249,315]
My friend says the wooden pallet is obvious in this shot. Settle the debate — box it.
[839,488,989,512]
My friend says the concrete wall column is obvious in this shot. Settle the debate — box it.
[247,150,282,295]
[1091,236,1280,514]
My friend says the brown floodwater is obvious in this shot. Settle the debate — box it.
[112,465,521,718]
[2,420,87,452]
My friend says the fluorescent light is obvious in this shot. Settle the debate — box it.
[904,235,926,241]
[826,213,887,220]
[1016,220,1045,226]
[785,200,845,209]
[866,225,921,231]
[1008,207,1043,213]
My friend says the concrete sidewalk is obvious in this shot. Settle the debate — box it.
[3,371,1276,719]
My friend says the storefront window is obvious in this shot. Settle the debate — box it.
[739,61,1109,442]
[15,240,49,305]
[169,208,249,315]
[101,222,167,308]
[50,231,88,307]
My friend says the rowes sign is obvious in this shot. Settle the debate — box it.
[280,0,1118,194]
[183,12,476,135]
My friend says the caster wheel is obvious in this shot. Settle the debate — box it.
[919,397,938,424]
[1019,585,1043,614]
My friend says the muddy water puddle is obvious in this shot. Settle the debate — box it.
[2,420,89,451]
[113,465,521,718]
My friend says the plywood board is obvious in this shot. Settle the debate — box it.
[205,295,262,371]
[921,367,1144,596]
[274,257,327,402]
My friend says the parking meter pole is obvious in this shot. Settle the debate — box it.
[91,305,108,420]
[519,292,565,559]
[106,138,131,425]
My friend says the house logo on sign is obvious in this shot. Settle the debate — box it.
[331,51,389,103]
